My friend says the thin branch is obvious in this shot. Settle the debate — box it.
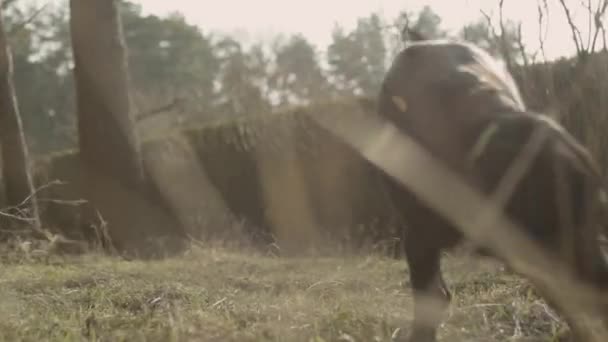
[516,22,530,67]
[480,9,501,50]
[480,9,498,38]
[537,1,549,62]
[582,0,594,49]
[496,0,517,70]
[558,0,585,57]
[1,179,66,214]
[541,0,551,54]
[590,0,608,53]
[0,208,36,223]
[498,0,509,54]
[36,198,88,206]
[136,97,185,122]
[0,179,70,244]
[480,6,514,68]
[6,3,49,36]
[0,179,91,242]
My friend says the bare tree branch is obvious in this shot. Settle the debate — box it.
[537,0,549,62]
[582,0,594,49]
[497,0,515,70]
[516,23,530,67]
[558,0,585,57]
[590,0,608,53]
[480,9,497,37]
[480,5,516,70]
[480,8,501,48]
[6,3,49,36]
[136,97,185,122]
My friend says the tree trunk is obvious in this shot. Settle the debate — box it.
[69,0,163,254]
[68,0,236,255]
[69,0,143,188]
[0,7,40,227]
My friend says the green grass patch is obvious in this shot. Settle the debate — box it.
[0,246,567,341]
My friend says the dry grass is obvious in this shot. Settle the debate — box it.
[0,243,568,342]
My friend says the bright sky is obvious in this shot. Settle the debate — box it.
[134,0,602,61]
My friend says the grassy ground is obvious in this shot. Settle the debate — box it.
[0,243,568,342]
